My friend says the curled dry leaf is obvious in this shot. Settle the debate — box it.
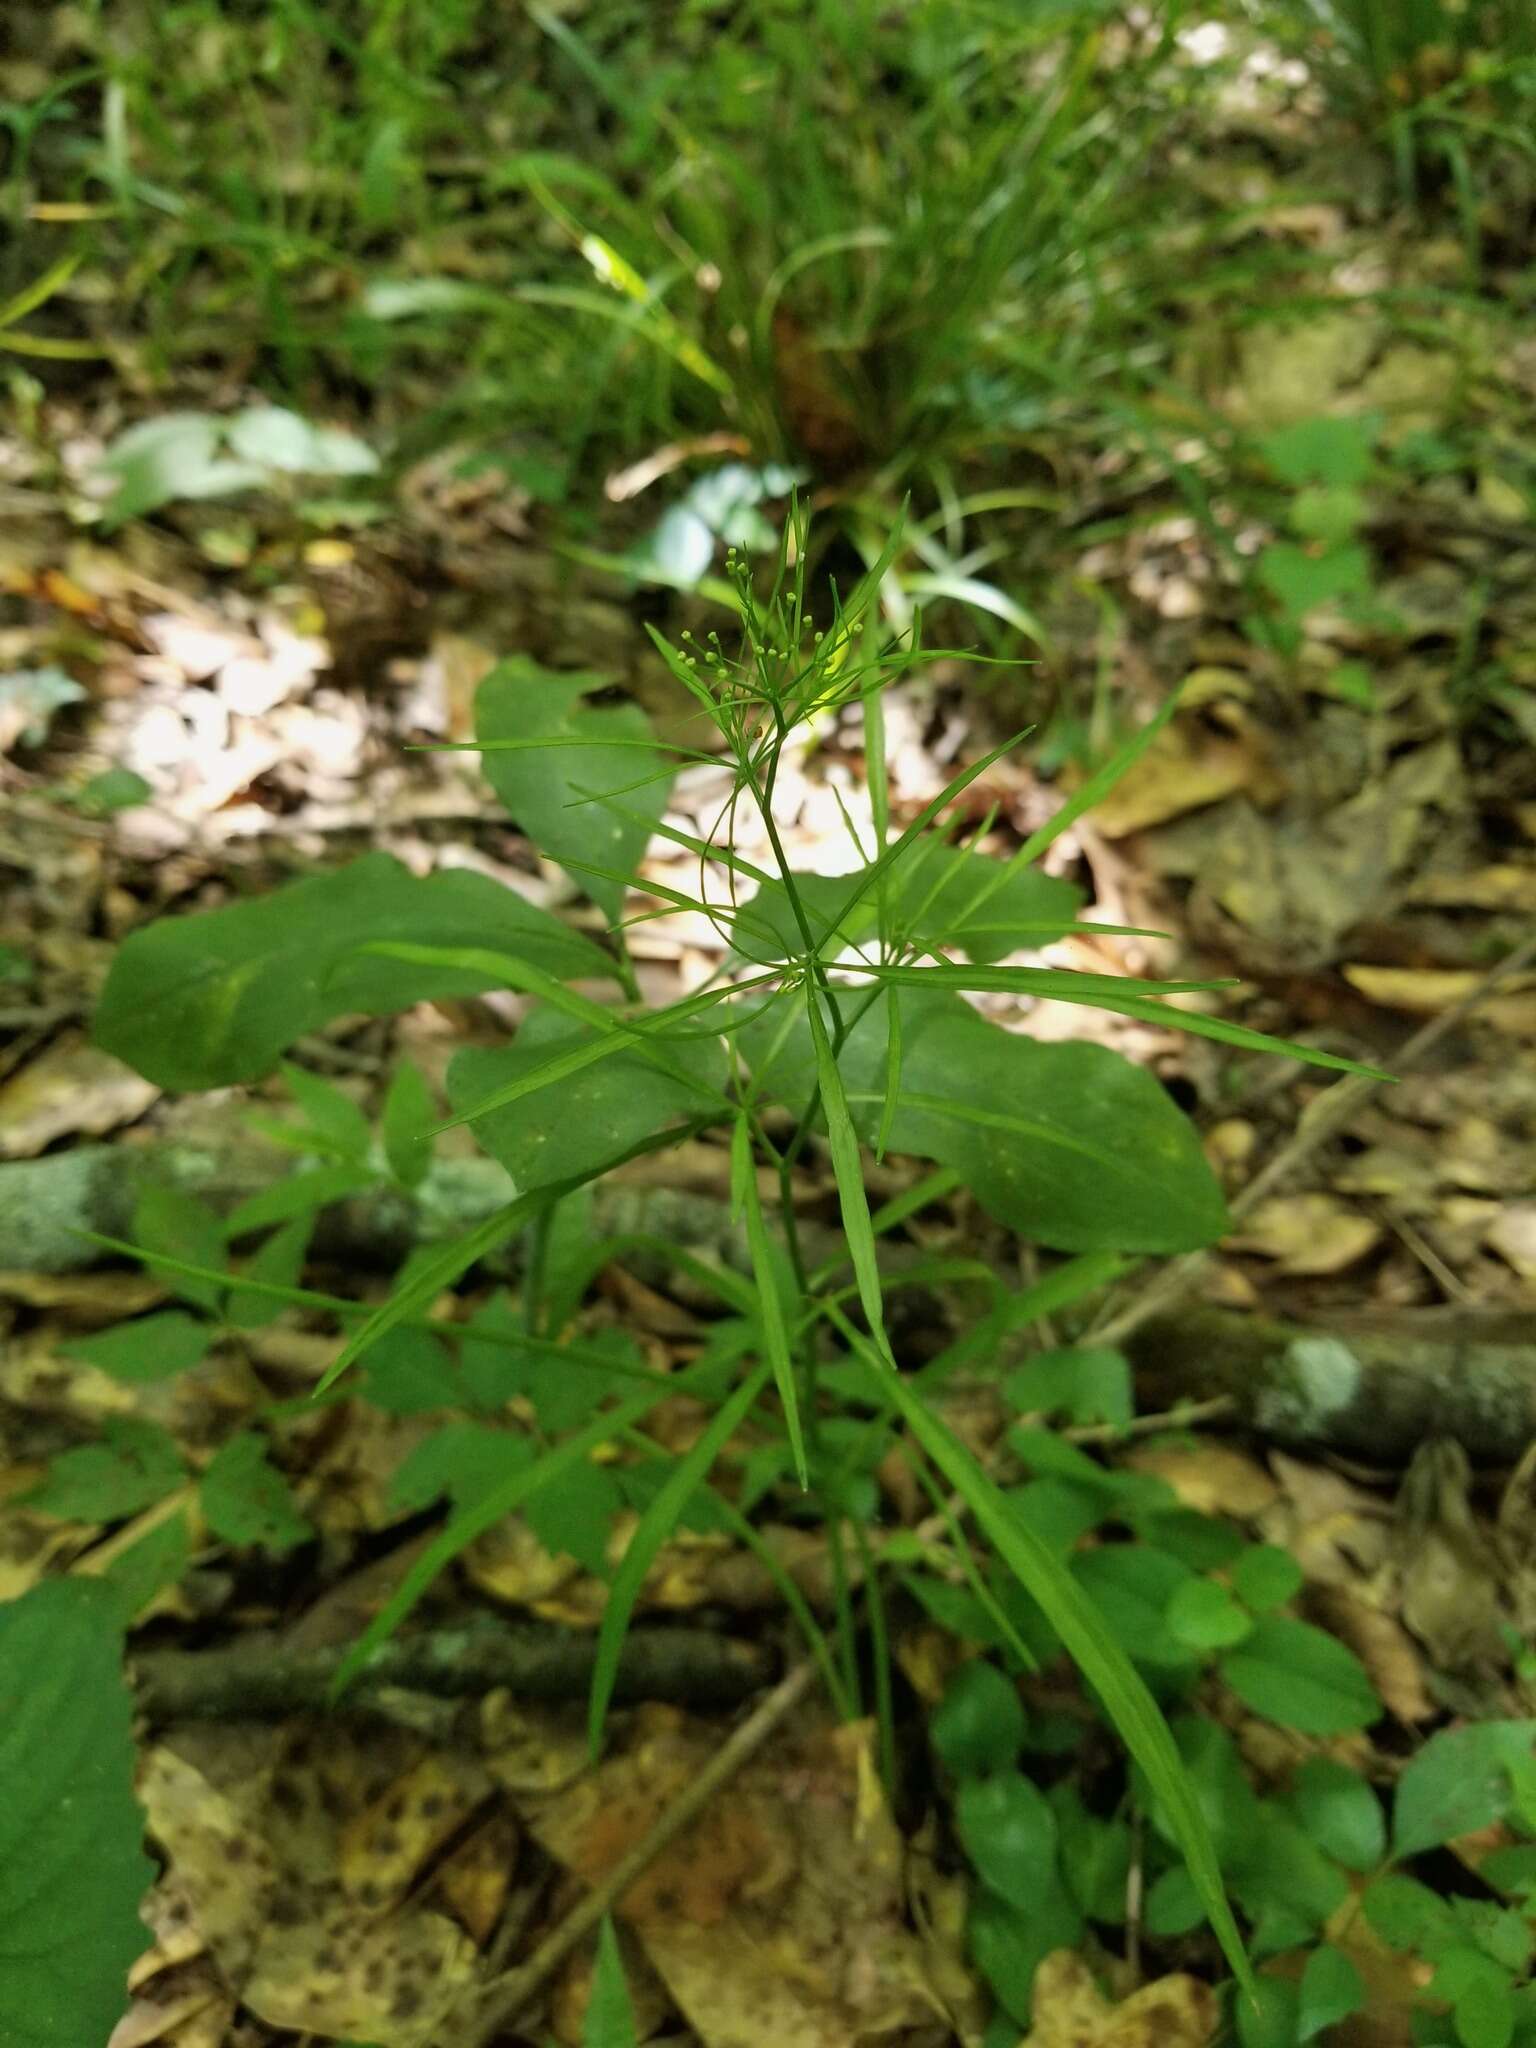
[1028,1950,1219,2048]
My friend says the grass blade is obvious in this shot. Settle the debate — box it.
[848,964,1392,1080]
[331,1371,697,1700]
[317,1196,538,1391]
[834,1308,1254,1998]
[805,982,889,1355]
[589,1361,773,1753]
[731,1114,808,1488]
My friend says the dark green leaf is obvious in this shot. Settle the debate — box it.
[526,1459,624,1578]
[747,989,1228,1255]
[277,1061,373,1162]
[382,1060,436,1188]
[1231,1806,1350,1945]
[1259,416,1377,488]
[930,1659,1027,1778]
[585,1916,638,2048]
[224,1162,375,1237]
[388,1424,534,1516]
[477,661,671,922]
[957,1772,1059,1910]
[1258,542,1371,617]
[29,1419,185,1523]
[1146,1864,1206,1936]
[1232,1545,1304,1613]
[968,1882,1083,2027]
[134,1181,225,1311]
[588,1362,772,1752]
[1299,1945,1365,2041]
[1167,1577,1254,1651]
[449,1009,726,1194]
[1363,1875,1459,1958]
[737,848,1081,965]
[867,1342,1252,1994]
[226,1216,314,1330]
[1288,1757,1387,1873]
[94,853,609,1089]
[200,1433,312,1554]
[61,1310,209,1383]
[1072,1546,1200,1671]
[1051,1784,1131,1924]
[0,1580,154,2047]
[362,1324,467,1414]
[98,1508,189,1623]
[1220,1617,1380,1735]
[1003,1347,1132,1429]
[1393,1723,1536,1863]
[1237,1975,1301,2048]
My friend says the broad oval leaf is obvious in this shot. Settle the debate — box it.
[1391,1721,1536,1863]
[930,1659,1027,1778]
[0,1580,152,2048]
[744,988,1227,1254]
[448,1008,727,1193]
[477,660,672,922]
[94,854,610,1089]
[736,847,1082,965]
[1220,1616,1381,1735]
[956,1772,1059,1909]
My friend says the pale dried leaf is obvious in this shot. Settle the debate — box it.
[0,1034,159,1157]
[1029,1950,1218,2048]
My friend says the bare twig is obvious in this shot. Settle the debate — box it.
[1089,932,1536,1350]
[460,1659,818,2047]
[131,1620,774,1723]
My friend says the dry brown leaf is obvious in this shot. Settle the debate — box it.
[1228,1193,1382,1275]
[1078,719,1262,838]
[1406,864,1536,912]
[1259,1453,1393,1588]
[0,1033,159,1157]
[106,1983,232,2048]
[521,1707,934,2048]
[338,1752,493,1914]
[139,1731,479,2048]
[1486,1203,1536,1281]
[0,1268,162,1319]
[1304,1585,1434,1723]
[1028,1951,1218,2048]
[1391,1439,1508,1677]
[1343,964,1536,1034]
[479,1692,591,1797]
[1123,1442,1278,1519]
[436,1810,520,1947]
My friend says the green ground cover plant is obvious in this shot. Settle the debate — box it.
[2,510,1413,2041]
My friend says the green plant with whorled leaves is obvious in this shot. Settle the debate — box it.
[75,506,1396,2012]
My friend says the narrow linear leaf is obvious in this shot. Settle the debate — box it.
[826,730,1032,945]
[875,987,902,1164]
[589,1361,772,1754]
[805,983,889,1355]
[317,1197,538,1392]
[331,1368,692,1700]
[834,1310,1252,1999]
[849,965,1390,1081]
[731,1115,806,1488]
